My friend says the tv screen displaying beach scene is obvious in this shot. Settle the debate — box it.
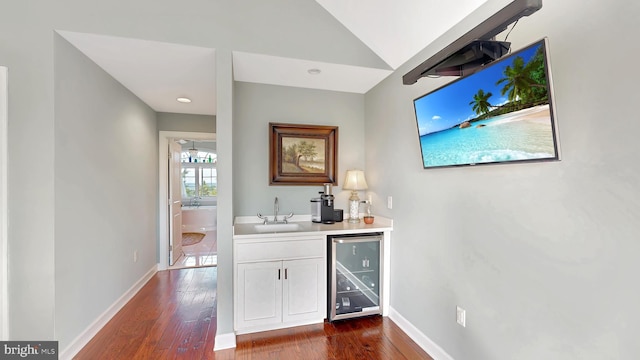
[413,38,560,169]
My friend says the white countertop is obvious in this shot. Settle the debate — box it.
[233,215,393,239]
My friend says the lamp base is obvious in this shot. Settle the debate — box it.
[348,195,360,223]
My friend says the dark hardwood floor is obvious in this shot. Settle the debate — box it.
[75,267,433,360]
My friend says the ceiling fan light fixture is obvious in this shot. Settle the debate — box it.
[177,97,192,103]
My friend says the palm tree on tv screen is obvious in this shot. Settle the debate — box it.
[469,89,494,115]
[496,56,533,102]
[464,45,550,122]
[496,47,548,106]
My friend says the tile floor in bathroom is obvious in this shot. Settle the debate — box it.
[169,230,217,269]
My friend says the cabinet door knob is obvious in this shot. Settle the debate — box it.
[284,268,288,280]
[278,269,281,280]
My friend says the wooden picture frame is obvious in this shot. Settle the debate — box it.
[269,123,338,185]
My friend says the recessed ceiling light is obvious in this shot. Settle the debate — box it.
[177,97,192,103]
[307,68,321,75]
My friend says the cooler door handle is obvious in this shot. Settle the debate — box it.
[334,236,382,244]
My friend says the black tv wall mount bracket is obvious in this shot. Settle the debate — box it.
[402,0,542,85]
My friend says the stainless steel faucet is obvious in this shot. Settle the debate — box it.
[256,196,293,224]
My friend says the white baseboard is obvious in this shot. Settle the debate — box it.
[389,307,455,360]
[59,265,158,360]
[213,332,236,351]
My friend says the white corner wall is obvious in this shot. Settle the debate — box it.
[365,1,640,359]
[214,48,235,342]
[0,66,7,340]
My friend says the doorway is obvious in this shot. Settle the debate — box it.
[158,131,216,270]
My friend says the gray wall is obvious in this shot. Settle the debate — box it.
[366,0,640,359]
[233,82,366,216]
[157,112,216,133]
[54,35,158,348]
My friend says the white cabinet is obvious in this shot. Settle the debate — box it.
[282,258,324,323]
[237,261,282,329]
[234,235,326,334]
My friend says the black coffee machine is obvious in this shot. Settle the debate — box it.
[320,183,335,224]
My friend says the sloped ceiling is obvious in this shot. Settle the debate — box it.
[316,0,487,69]
[58,0,488,116]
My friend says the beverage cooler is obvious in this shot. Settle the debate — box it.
[327,233,383,321]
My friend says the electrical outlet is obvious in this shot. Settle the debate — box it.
[456,306,466,327]
[387,196,393,209]
[133,250,138,263]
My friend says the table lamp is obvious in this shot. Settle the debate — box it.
[343,170,368,223]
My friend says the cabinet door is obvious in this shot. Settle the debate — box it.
[282,258,326,323]
[237,261,283,329]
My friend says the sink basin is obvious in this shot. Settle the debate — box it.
[253,223,301,233]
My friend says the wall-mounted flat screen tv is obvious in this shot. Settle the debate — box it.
[413,38,560,169]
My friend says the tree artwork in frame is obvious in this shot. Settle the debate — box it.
[269,123,338,185]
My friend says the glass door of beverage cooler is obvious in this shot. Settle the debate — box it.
[328,233,383,321]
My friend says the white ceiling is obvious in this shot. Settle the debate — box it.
[232,52,393,94]
[58,31,217,116]
[58,0,487,116]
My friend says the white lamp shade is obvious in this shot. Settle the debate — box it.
[343,170,368,190]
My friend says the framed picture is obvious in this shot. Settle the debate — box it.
[269,123,338,185]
